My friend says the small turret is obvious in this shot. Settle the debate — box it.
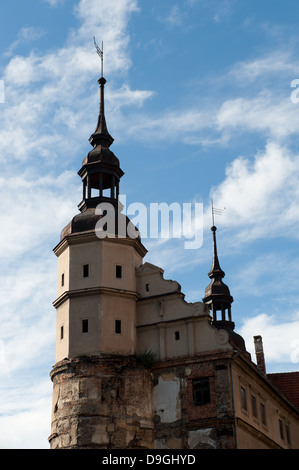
[203,225,234,330]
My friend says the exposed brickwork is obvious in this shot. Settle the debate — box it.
[49,353,237,449]
[49,351,299,449]
[152,354,235,449]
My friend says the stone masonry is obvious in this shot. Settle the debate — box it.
[49,355,154,449]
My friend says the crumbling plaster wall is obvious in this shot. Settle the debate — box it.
[49,355,154,449]
[152,358,235,449]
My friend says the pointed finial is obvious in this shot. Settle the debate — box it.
[89,38,114,148]
[209,224,225,279]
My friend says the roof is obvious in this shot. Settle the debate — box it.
[268,372,299,410]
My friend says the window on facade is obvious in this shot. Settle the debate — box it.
[251,395,257,418]
[83,264,89,278]
[193,378,210,406]
[175,331,180,341]
[60,325,64,340]
[82,319,89,333]
[260,402,266,425]
[116,265,122,278]
[115,319,122,334]
[61,273,64,287]
[146,283,150,292]
[279,419,284,440]
[240,386,247,411]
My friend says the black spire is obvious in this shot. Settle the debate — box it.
[203,225,234,330]
[89,77,114,149]
[77,74,124,213]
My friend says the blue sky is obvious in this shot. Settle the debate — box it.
[0,0,299,448]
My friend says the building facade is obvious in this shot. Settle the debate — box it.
[49,74,299,449]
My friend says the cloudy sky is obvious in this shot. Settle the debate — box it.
[1,0,299,449]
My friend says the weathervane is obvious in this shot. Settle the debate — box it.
[94,37,104,78]
[211,199,226,226]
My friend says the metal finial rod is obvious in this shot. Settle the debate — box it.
[211,199,226,227]
[94,37,104,78]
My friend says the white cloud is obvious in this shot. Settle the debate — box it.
[164,4,184,27]
[123,107,213,145]
[0,254,57,375]
[217,93,299,139]
[0,379,52,449]
[0,403,52,449]
[210,141,299,241]
[229,50,299,84]
[0,171,78,261]
[101,48,299,147]
[4,27,46,58]
[213,0,234,23]
[240,313,299,371]
[0,256,56,448]
[73,0,139,74]
[230,54,280,82]
[0,0,152,167]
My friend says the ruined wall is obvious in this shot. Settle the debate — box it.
[49,353,237,449]
[152,355,236,449]
[49,355,154,449]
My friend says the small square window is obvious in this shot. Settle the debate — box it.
[82,319,89,333]
[115,319,121,334]
[60,325,64,340]
[175,331,180,341]
[193,378,210,406]
[61,273,64,287]
[83,264,89,278]
[116,265,122,278]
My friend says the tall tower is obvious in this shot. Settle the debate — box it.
[49,73,153,449]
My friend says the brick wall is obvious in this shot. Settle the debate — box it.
[152,355,236,449]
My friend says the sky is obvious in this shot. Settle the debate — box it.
[0,0,299,449]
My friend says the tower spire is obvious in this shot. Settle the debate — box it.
[209,225,225,279]
[203,223,234,330]
[77,42,124,213]
[89,76,114,148]
[90,39,113,148]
